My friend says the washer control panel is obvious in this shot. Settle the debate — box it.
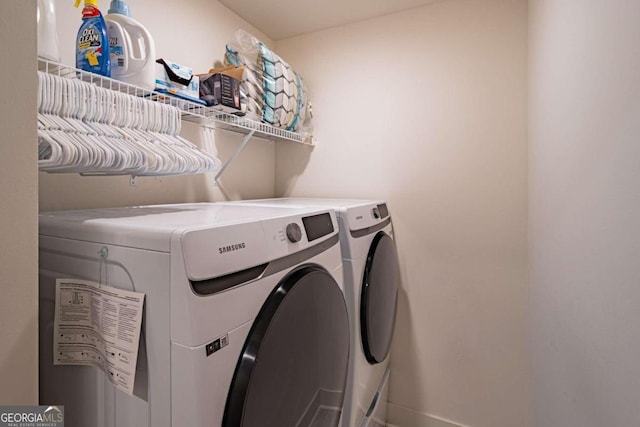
[345,202,390,232]
[262,210,338,258]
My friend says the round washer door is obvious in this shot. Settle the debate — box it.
[361,231,400,364]
[223,265,349,427]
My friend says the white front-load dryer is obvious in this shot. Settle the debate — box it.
[38,203,349,427]
[220,199,400,427]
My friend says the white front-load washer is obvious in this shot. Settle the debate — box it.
[220,199,400,427]
[38,202,349,427]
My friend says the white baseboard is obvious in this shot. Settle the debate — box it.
[386,403,468,427]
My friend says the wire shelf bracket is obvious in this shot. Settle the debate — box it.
[214,130,256,183]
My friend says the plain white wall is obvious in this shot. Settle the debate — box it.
[39,0,283,211]
[0,1,39,404]
[529,0,640,425]
[275,0,530,426]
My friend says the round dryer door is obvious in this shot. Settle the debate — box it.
[361,231,400,364]
[223,265,349,427]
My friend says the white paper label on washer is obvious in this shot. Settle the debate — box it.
[53,278,145,396]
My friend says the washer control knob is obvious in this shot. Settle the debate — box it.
[286,223,302,243]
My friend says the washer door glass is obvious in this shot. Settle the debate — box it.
[223,265,349,427]
[361,232,400,364]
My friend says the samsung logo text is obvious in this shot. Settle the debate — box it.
[219,243,246,254]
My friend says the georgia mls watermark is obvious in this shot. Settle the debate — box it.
[0,406,64,427]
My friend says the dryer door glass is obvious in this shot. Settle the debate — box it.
[361,232,400,364]
[223,265,349,427]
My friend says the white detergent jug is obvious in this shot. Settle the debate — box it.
[37,0,60,62]
[105,0,156,90]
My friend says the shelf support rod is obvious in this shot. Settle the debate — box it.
[214,129,256,182]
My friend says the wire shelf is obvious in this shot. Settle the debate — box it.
[37,59,315,146]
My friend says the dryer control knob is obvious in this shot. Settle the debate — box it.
[286,223,302,243]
